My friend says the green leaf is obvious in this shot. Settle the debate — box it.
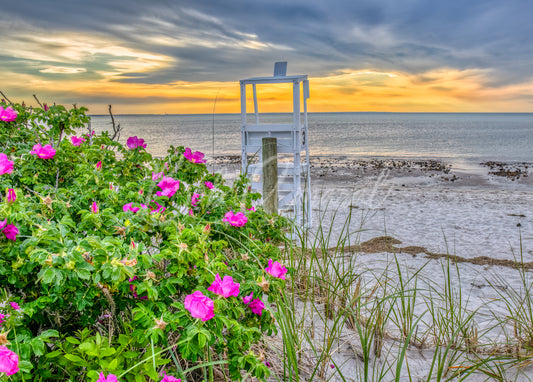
[123,350,139,359]
[100,347,116,357]
[41,267,55,284]
[64,354,85,364]
[66,337,81,344]
[31,338,46,356]
[77,268,91,280]
[38,329,59,339]
[45,349,63,358]
[107,357,119,371]
[79,341,98,356]
[18,360,33,373]
[198,332,207,348]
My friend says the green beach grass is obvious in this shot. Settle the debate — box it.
[263,203,533,381]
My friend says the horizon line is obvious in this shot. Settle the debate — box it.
[88,111,533,116]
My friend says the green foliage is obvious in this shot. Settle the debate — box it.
[0,100,289,381]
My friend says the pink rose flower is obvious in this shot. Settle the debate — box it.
[70,136,86,146]
[30,143,56,159]
[265,259,288,280]
[184,290,214,321]
[191,192,201,207]
[2,224,19,241]
[248,298,265,316]
[156,176,180,198]
[247,206,256,212]
[6,188,16,203]
[123,202,140,213]
[96,161,102,170]
[0,345,19,376]
[43,104,49,111]
[0,153,14,175]
[91,202,99,214]
[208,274,240,298]
[161,371,181,382]
[183,148,206,164]
[204,181,214,189]
[222,211,247,227]
[0,106,18,122]
[242,292,253,305]
[9,302,20,310]
[97,372,118,382]
[126,136,146,150]
[152,171,164,181]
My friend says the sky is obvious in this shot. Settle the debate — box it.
[1,0,532,114]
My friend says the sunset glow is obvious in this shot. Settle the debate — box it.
[1,2,531,114]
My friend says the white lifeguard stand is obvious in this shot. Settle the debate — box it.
[240,62,312,227]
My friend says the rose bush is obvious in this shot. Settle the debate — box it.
[0,100,289,381]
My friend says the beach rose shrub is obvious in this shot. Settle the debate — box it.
[0,99,287,381]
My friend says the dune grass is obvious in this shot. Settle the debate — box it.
[267,203,533,381]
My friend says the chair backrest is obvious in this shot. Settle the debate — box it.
[273,61,287,77]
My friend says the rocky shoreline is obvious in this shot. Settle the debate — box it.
[211,155,533,186]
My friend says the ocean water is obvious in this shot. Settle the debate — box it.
[89,112,532,170]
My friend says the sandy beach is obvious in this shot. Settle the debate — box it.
[215,155,533,262]
[215,156,533,381]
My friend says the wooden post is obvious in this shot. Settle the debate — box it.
[262,137,278,215]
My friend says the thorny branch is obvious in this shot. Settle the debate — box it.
[108,104,122,141]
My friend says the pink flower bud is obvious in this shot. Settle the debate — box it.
[6,188,16,203]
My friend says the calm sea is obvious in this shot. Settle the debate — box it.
[89,112,532,171]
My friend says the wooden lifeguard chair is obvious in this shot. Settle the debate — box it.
[240,62,312,227]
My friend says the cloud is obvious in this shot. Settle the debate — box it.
[40,67,87,74]
[0,0,532,112]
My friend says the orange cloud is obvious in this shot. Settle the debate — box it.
[2,66,532,114]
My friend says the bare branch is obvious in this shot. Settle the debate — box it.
[108,104,122,141]
[55,168,61,192]
[0,90,13,105]
[33,94,44,109]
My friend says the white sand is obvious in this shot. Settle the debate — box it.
[311,167,533,262]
